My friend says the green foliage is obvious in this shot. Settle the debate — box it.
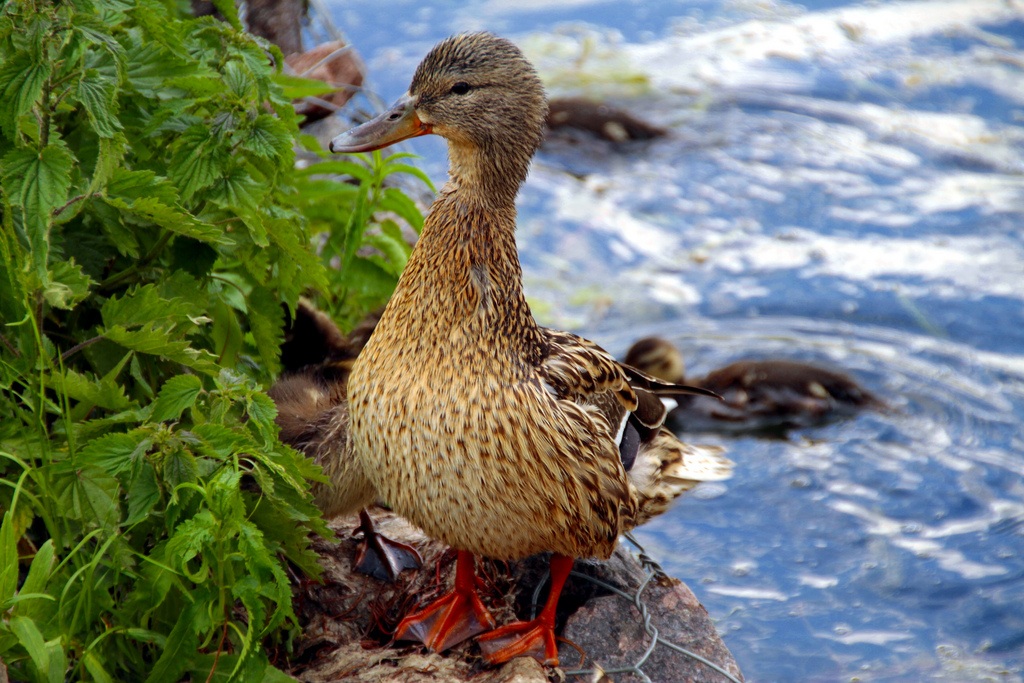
[288,145,434,329]
[0,0,427,680]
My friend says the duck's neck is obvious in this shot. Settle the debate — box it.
[445,140,533,209]
[386,177,541,355]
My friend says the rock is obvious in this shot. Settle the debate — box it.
[286,41,366,123]
[284,510,743,683]
[560,552,744,682]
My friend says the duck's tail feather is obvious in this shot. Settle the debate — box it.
[627,428,733,527]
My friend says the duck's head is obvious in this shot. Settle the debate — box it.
[330,33,547,204]
[623,336,687,384]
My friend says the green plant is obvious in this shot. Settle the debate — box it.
[0,0,426,680]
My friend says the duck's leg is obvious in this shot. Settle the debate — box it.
[353,509,423,581]
[476,554,574,666]
[395,550,496,652]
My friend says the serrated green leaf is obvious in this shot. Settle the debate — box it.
[104,324,218,373]
[52,464,120,529]
[2,142,74,279]
[151,374,202,422]
[124,38,192,98]
[103,195,226,244]
[125,460,160,526]
[101,283,199,329]
[169,126,224,201]
[243,114,292,162]
[44,259,94,310]
[106,167,179,206]
[0,54,50,138]
[80,134,126,202]
[77,68,121,138]
[246,392,277,440]
[49,366,131,412]
[192,423,248,459]
[162,447,198,488]
[80,431,152,477]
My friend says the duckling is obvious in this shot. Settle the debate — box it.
[269,302,421,581]
[624,336,882,435]
[328,33,731,666]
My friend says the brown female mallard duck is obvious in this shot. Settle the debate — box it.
[268,302,421,580]
[624,336,883,435]
[329,33,731,666]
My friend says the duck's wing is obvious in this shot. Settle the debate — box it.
[538,329,673,466]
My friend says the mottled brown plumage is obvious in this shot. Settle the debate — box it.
[329,33,730,665]
[624,335,883,434]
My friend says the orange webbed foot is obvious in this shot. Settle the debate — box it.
[476,617,560,666]
[476,553,575,667]
[395,550,496,652]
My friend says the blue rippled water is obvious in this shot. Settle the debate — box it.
[323,1,1024,679]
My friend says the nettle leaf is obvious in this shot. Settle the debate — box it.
[222,59,255,100]
[169,126,225,201]
[101,283,199,329]
[124,36,192,99]
[2,142,74,279]
[162,446,198,489]
[86,133,128,196]
[192,423,248,460]
[52,464,121,529]
[125,460,160,526]
[246,392,278,442]
[243,114,292,162]
[48,366,131,413]
[104,324,218,373]
[103,196,226,244]
[43,259,94,310]
[107,167,179,206]
[151,375,203,422]
[80,430,154,477]
[0,53,50,138]
[77,68,122,138]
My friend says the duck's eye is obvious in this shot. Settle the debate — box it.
[450,82,471,95]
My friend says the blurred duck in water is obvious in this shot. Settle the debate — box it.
[624,336,883,436]
[269,301,421,581]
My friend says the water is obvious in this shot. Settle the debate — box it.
[322,1,1024,679]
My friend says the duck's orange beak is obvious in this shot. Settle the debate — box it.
[329,93,431,153]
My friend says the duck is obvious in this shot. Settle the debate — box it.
[268,302,421,581]
[624,336,883,435]
[328,33,732,667]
